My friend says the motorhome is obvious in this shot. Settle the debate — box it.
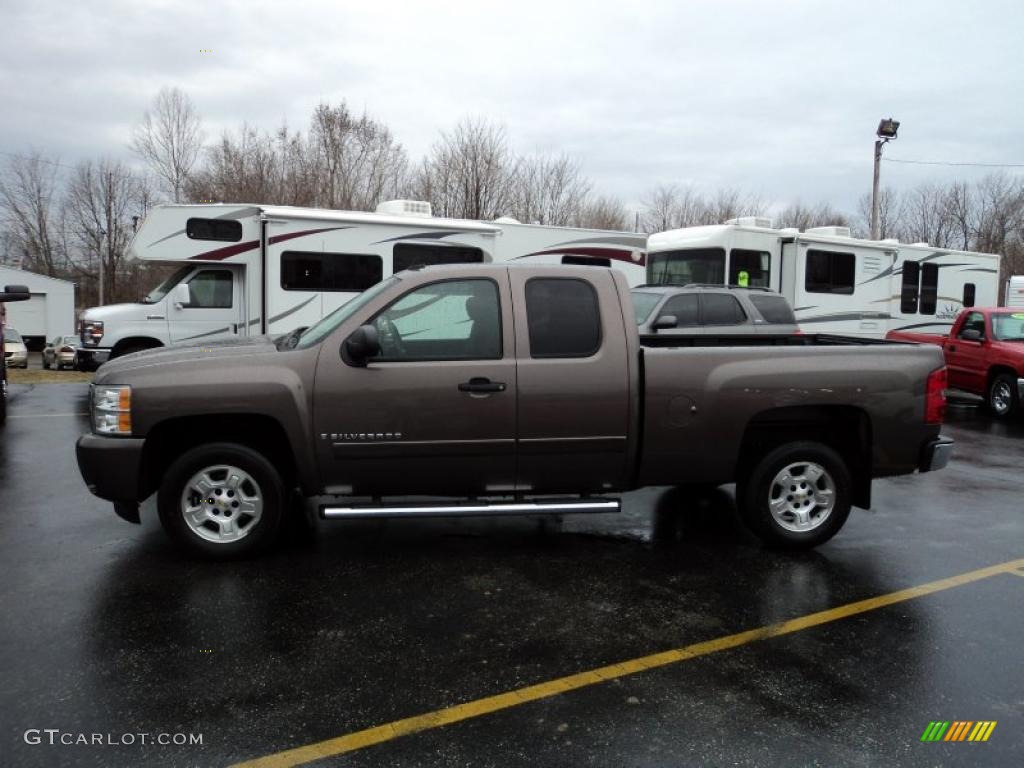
[77,201,646,368]
[1005,275,1024,308]
[645,218,1000,337]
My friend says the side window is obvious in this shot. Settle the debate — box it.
[963,283,976,308]
[701,294,748,325]
[901,260,920,314]
[186,218,242,242]
[920,263,939,315]
[749,294,797,324]
[805,250,855,295]
[371,279,501,361]
[659,294,700,326]
[185,271,232,308]
[281,252,382,292]
[393,243,484,273]
[729,249,771,288]
[525,278,601,358]
[562,255,612,268]
[959,312,986,339]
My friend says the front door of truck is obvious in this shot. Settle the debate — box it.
[508,270,631,493]
[946,311,987,392]
[168,266,244,344]
[313,272,517,496]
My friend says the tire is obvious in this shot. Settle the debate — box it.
[987,373,1019,419]
[739,441,852,549]
[157,442,286,559]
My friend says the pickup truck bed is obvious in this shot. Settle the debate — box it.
[76,264,952,559]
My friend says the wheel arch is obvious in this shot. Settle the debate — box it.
[110,336,164,358]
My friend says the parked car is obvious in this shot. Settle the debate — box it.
[632,284,799,336]
[1,285,32,424]
[43,335,79,370]
[3,327,28,369]
[887,308,1024,418]
[77,264,951,559]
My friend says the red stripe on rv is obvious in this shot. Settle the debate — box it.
[519,247,646,266]
[190,226,350,260]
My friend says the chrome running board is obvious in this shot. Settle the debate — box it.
[320,498,620,519]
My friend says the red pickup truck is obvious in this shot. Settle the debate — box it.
[888,308,1024,418]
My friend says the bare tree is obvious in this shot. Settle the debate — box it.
[855,187,902,240]
[509,154,591,225]
[775,200,851,232]
[131,87,204,203]
[575,195,629,230]
[0,152,64,274]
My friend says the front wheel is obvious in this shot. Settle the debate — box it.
[739,441,852,549]
[157,443,285,559]
[987,374,1019,419]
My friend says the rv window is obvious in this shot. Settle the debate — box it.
[920,263,939,315]
[393,243,484,273]
[804,249,855,295]
[281,252,383,292]
[901,260,920,313]
[648,248,725,285]
[526,278,601,358]
[186,218,243,242]
[185,270,233,308]
[701,294,747,325]
[729,250,771,287]
[562,255,612,268]
[963,283,976,307]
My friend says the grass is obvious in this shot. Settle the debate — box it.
[8,367,93,384]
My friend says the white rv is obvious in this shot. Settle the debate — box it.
[645,218,1001,337]
[1004,276,1024,308]
[77,200,646,367]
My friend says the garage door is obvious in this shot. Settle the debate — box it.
[7,294,47,336]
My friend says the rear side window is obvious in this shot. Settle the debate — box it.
[805,249,855,295]
[393,243,484,272]
[186,218,242,242]
[659,294,700,326]
[749,294,796,324]
[525,278,601,358]
[920,263,939,315]
[282,252,382,292]
[901,260,920,313]
[702,294,747,325]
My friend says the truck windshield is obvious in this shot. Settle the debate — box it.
[631,292,662,323]
[294,276,400,350]
[142,265,193,304]
[992,313,1024,341]
[648,248,725,286]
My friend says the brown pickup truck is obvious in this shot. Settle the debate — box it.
[76,264,952,558]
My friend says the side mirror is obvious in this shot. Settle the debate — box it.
[0,284,30,302]
[172,283,191,309]
[342,324,381,367]
[959,328,982,342]
[652,314,678,331]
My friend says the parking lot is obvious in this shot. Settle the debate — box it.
[1,375,1021,767]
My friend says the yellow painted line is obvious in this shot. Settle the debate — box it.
[231,558,1024,768]
[981,721,997,741]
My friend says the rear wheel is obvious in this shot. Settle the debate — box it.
[157,442,285,559]
[739,441,852,549]
[987,373,1019,419]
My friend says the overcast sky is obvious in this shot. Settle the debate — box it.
[3,0,1023,217]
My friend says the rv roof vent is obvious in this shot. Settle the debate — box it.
[494,216,520,224]
[879,238,900,244]
[779,227,800,235]
[806,226,852,238]
[376,199,433,218]
[725,216,774,228]
[911,241,929,246]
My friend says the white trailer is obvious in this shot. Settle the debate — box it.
[0,266,76,349]
[77,200,646,366]
[646,218,1001,337]
[1004,276,1024,308]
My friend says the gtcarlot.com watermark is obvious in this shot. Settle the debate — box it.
[25,729,202,747]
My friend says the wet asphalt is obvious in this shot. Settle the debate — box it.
[0,380,1021,768]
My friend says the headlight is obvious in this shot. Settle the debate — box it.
[81,320,104,346]
[92,385,132,435]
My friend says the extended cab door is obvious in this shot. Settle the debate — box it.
[168,266,244,344]
[313,271,517,496]
[508,269,632,493]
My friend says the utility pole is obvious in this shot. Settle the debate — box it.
[870,118,900,240]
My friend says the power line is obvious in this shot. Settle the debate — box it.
[886,157,1024,169]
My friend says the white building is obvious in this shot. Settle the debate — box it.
[0,266,76,348]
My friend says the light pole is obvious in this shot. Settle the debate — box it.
[97,227,107,306]
[870,118,900,240]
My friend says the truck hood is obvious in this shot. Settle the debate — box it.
[81,303,151,322]
[95,336,280,382]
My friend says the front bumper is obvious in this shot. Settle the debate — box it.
[6,352,27,367]
[76,433,146,519]
[76,347,110,370]
[919,436,954,472]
